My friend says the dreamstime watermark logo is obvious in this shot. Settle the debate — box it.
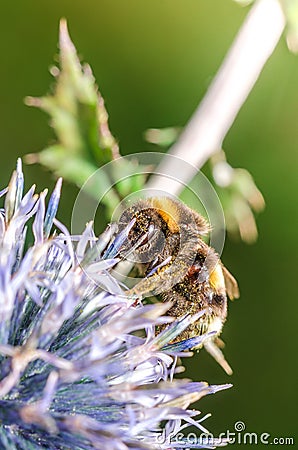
[71,152,226,291]
[155,421,295,446]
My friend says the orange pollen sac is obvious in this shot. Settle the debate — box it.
[209,265,225,294]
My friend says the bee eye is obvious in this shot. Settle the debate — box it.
[124,221,166,265]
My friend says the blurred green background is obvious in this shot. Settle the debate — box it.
[0,0,297,447]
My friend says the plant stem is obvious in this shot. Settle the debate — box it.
[147,0,285,195]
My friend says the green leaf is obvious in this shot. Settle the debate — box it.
[210,151,265,244]
[26,19,119,167]
[24,19,152,220]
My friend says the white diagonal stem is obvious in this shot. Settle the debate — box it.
[147,0,285,194]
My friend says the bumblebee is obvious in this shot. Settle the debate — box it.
[104,197,239,374]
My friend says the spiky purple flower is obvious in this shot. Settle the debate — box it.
[0,160,230,449]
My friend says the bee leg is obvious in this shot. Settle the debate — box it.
[126,262,188,297]
[127,230,198,297]
[214,336,225,349]
[204,339,233,375]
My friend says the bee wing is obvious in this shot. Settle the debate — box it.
[222,265,240,300]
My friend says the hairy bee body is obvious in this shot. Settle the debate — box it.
[112,197,239,373]
[160,242,228,340]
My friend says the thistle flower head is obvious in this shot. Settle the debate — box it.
[0,160,230,449]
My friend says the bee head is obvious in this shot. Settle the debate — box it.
[117,200,169,264]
